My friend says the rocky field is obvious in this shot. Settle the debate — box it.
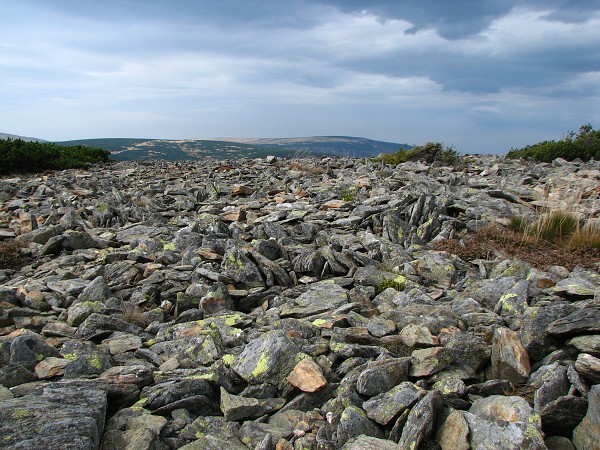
[0,155,599,449]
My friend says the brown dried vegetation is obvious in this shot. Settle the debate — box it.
[433,225,600,271]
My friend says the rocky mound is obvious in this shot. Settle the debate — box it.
[0,155,599,449]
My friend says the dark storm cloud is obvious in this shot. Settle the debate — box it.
[1,0,599,152]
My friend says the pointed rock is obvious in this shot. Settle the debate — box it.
[491,327,531,384]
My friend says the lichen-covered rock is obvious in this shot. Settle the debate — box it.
[221,247,265,289]
[398,390,443,450]
[470,395,541,428]
[219,387,285,422]
[573,384,600,450]
[335,405,383,446]
[464,410,546,449]
[355,357,411,396]
[362,381,423,425]
[0,386,107,450]
[231,330,300,385]
[1,156,599,449]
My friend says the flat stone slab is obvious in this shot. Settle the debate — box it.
[0,386,107,450]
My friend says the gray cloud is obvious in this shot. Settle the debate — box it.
[1,0,599,152]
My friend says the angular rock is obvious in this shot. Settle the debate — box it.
[547,306,600,337]
[470,395,541,428]
[220,387,285,422]
[341,435,402,449]
[231,330,300,385]
[491,327,531,384]
[0,386,107,450]
[464,411,546,450]
[398,390,443,450]
[575,353,600,384]
[287,357,328,393]
[410,347,454,377]
[362,381,422,425]
[337,405,385,446]
[356,357,411,396]
[436,409,470,450]
[573,384,600,450]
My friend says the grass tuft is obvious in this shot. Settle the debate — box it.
[524,210,579,244]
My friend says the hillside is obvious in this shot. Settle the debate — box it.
[57,136,410,160]
[0,132,47,143]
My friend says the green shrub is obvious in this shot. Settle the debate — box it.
[340,188,356,202]
[375,142,461,166]
[377,275,407,293]
[507,124,600,162]
[0,139,111,174]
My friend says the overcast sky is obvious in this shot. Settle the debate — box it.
[2,0,599,153]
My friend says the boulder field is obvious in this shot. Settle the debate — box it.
[0,154,599,449]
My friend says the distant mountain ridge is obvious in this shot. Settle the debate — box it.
[0,132,47,143]
[57,136,410,160]
[2,133,410,160]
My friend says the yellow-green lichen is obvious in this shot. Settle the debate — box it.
[222,354,235,366]
[295,352,310,362]
[11,409,29,420]
[62,353,78,361]
[163,242,176,251]
[251,352,270,379]
[312,319,329,327]
[130,398,150,413]
[86,354,103,370]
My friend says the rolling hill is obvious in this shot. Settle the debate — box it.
[56,136,410,160]
[1,133,410,161]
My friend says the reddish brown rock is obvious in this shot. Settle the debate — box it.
[287,358,328,393]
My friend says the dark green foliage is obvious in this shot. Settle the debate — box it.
[507,124,600,162]
[0,139,110,174]
[375,142,461,166]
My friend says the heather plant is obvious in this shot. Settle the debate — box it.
[0,240,29,270]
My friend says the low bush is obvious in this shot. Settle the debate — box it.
[507,124,600,162]
[433,222,600,271]
[0,139,110,174]
[0,240,29,270]
[375,142,461,166]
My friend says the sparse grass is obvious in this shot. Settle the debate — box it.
[288,161,327,174]
[524,210,579,244]
[507,215,529,233]
[0,240,29,270]
[569,222,600,249]
[120,303,152,328]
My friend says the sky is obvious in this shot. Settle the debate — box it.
[1,0,600,154]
